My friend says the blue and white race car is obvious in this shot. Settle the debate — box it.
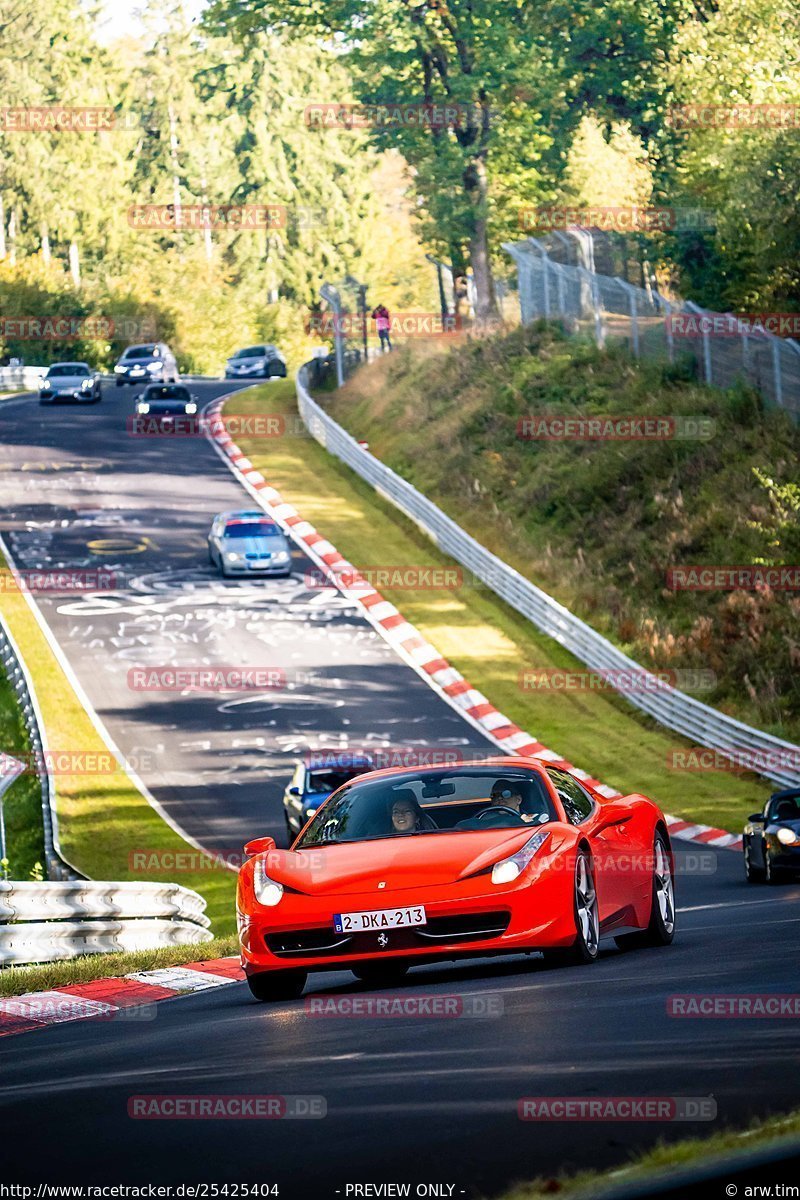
[207,510,292,578]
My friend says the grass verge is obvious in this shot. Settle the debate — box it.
[0,935,238,998]
[0,646,44,880]
[330,329,800,742]
[231,379,772,831]
[498,1108,800,1198]
[0,558,236,934]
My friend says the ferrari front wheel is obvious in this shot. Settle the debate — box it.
[543,848,599,966]
[246,969,307,1002]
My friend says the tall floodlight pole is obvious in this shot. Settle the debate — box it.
[320,283,344,387]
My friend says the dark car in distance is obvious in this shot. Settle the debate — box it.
[283,754,375,838]
[744,788,800,883]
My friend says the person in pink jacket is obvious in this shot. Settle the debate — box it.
[371,304,392,352]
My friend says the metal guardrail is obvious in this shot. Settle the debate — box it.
[0,613,80,881]
[0,880,211,966]
[0,366,46,390]
[296,364,800,789]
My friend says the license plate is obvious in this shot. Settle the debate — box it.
[333,906,426,934]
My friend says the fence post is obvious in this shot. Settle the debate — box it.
[686,301,711,384]
[772,337,783,409]
[619,280,639,358]
[556,263,566,317]
[663,299,675,363]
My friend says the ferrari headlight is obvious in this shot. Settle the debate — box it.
[225,551,241,563]
[491,830,550,885]
[41,380,51,389]
[81,378,92,389]
[274,551,290,563]
[253,856,284,907]
[146,360,162,371]
[185,402,197,414]
[137,402,150,414]
[777,827,799,846]
[114,365,126,373]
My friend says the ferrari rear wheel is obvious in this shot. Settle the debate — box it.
[246,969,307,1002]
[616,831,675,949]
[352,961,410,986]
[543,849,599,966]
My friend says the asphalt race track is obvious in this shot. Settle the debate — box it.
[1,384,799,1195]
[0,382,496,854]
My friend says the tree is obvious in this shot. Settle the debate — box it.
[205,0,552,318]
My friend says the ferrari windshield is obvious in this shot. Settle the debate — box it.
[297,767,557,846]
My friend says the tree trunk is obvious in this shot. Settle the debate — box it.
[167,103,182,228]
[40,221,51,266]
[8,207,17,266]
[0,196,5,259]
[464,155,497,320]
[69,240,81,288]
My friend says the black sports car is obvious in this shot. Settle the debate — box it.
[743,788,800,883]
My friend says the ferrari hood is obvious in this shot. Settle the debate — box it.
[267,828,543,895]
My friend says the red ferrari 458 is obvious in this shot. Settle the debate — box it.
[237,757,676,1001]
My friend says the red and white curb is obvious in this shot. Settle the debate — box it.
[0,957,243,1038]
[203,399,742,854]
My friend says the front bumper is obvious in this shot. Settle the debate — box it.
[225,363,285,379]
[769,846,800,869]
[40,389,96,401]
[117,370,162,383]
[239,874,577,975]
[222,559,291,575]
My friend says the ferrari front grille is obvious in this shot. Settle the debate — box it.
[417,911,511,941]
